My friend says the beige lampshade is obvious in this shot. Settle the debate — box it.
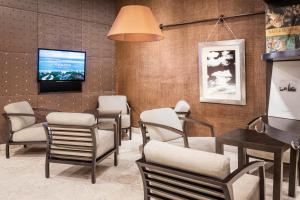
[107,5,163,42]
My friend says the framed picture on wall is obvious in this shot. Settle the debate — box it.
[268,61,300,120]
[198,39,246,105]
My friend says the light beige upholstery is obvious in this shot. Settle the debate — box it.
[12,123,46,142]
[98,114,130,129]
[47,112,96,126]
[169,136,216,153]
[174,100,190,127]
[4,101,35,132]
[46,112,115,158]
[144,140,261,200]
[98,95,127,114]
[174,100,190,113]
[141,108,216,153]
[97,95,130,129]
[233,174,260,200]
[51,129,115,157]
[140,108,183,142]
[144,140,230,179]
[247,148,290,163]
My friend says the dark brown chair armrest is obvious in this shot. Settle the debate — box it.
[179,117,215,137]
[224,161,265,184]
[33,107,61,112]
[126,102,131,114]
[3,113,35,117]
[139,120,189,147]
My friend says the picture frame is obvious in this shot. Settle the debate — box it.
[198,39,246,105]
[268,61,300,120]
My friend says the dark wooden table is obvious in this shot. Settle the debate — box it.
[83,109,122,146]
[216,128,295,200]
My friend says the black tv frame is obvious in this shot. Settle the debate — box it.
[37,48,87,82]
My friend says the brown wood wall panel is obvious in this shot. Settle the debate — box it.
[116,0,267,136]
[38,0,82,19]
[82,0,115,24]
[0,0,116,143]
[0,7,37,53]
[0,0,37,12]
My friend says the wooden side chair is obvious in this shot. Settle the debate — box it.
[139,108,215,153]
[2,101,58,158]
[97,95,132,140]
[137,140,265,200]
[43,112,118,184]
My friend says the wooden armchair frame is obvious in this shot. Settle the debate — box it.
[136,157,265,200]
[43,122,119,184]
[139,116,215,149]
[2,107,60,159]
[96,101,133,141]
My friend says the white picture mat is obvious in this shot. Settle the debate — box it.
[268,61,300,120]
[201,45,241,100]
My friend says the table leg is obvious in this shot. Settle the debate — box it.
[238,147,246,168]
[273,151,283,200]
[216,141,224,154]
[119,115,122,146]
[288,148,299,197]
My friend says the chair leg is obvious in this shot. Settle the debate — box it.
[6,143,10,159]
[114,151,118,166]
[298,156,300,186]
[45,157,50,178]
[129,127,132,140]
[91,164,96,184]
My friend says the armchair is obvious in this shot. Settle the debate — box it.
[173,100,191,131]
[139,108,215,153]
[43,112,118,184]
[137,140,265,200]
[97,95,132,140]
[2,101,59,158]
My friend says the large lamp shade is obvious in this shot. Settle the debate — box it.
[107,5,163,42]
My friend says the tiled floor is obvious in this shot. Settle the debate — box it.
[0,132,299,200]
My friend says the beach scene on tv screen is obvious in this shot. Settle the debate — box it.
[38,50,85,81]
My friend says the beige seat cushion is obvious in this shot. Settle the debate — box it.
[247,148,290,163]
[233,174,260,200]
[144,140,230,179]
[47,112,96,126]
[4,101,36,132]
[169,136,216,153]
[51,129,115,158]
[140,108,183,142]
[12,123,46,142]
[98,114,130,129]
[98,95,128,114]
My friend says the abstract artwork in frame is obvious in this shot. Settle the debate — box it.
[198,39,246,105]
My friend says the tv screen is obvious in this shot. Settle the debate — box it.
[38,49,86,81]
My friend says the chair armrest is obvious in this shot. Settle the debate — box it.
[223,161,265,185]
[139,120,189,147]
[179,117,215,137]
[3,113,35,117]
[126,102,131,114]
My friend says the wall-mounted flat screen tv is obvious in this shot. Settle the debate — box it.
[38,49,86,81]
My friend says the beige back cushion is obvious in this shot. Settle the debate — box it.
[46,112,96,126]
[4,101,35,132]
[174,100,190,113]
[140,108,183,141]
[98,95,127,114]
[144,140,230,179]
